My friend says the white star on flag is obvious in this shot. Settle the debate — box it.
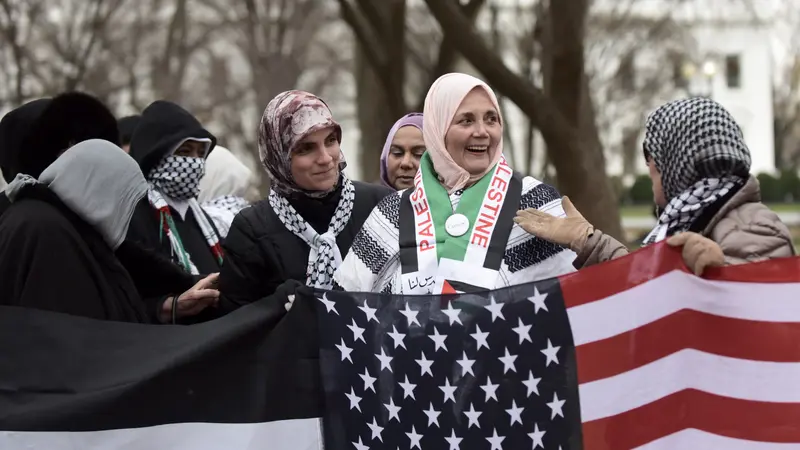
[428,326,448,352]
[415,351,434,377]
[317,293,338,315]
[529,423,546,449]
[347,318,365,344]
[547,392,566,419]
[480,376,499,402]
[357,300,378,323]
[359,368,376,393]
[486,428,505,450]
[541,339,561,367]
[398,375,417,400]
[367,417,383,442]
[527,287,548,313]
[383,397,401,423]
[522,370,541,397]
[400,303,420,327]
[445,430,463,450]
[456,351,475,377]
[463,403,482,428]
[352,436,369,450]
[484,296,505,322]
[387,324,406,349]
[375,347,393,372]
[423,403,441,427]
[345,387,361,412]
[335,338,352,363]
[439,377,457,403]
[470,324,490,350]
[406,425,423,449]
[442,302,462,326]
[506,399,524,425]
[499,347,517,373]
[511,318,532,344]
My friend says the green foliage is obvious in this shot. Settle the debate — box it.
[757,173,783,203]
[778,170,800,202]
[629,175,653,204]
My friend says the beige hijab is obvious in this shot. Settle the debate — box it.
[422,73,505,193]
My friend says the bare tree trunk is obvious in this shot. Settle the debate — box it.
[355,46,397,183]
[422,0,624,240]
[547,0,622,239]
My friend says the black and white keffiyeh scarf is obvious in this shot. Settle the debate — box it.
[200,195,251,239]
[269,176,355,288]
[204,195,250,215]
[147,155,224,274]
[642,97,751,245]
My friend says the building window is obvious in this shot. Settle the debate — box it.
[725,55,741,89]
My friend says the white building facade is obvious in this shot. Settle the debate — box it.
[590,0,778,176]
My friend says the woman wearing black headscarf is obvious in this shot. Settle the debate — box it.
[0,140,219,323]
[0,92,119,215]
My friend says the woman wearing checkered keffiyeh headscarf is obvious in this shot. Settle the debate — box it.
[515,97,795,275]
[216,90,393,311]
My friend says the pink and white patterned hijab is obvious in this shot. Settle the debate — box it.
[257,90,354,288]
[258,90,345,197]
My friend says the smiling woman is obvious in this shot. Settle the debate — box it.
[290,127,341,191]
[334,73,578,295]
[444,88,502,177]
[217,90,393,311]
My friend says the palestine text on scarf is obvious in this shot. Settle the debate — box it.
[0,243,798,449]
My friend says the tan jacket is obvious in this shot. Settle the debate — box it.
[575,176,796,268]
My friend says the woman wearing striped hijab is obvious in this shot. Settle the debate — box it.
[334,73,577,294]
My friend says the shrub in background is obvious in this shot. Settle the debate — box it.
[629,174,653,204]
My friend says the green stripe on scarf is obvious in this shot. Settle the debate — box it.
[418,152,497,262]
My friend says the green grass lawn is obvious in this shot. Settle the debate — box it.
[620,203,798,218]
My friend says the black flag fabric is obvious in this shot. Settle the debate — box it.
[0,284,328,449]
[316,280,584,450]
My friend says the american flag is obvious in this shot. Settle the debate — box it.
[317,278,584,449]
[566,243,800,449]
[316,243,800,450]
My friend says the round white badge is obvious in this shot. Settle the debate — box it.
[445,213,470,237]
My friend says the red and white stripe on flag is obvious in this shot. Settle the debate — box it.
[561,242,800,449]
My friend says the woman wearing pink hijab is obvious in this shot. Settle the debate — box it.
[380,113,425,190]
[335,73,577,294]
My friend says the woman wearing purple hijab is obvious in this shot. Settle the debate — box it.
[380,113,425,190]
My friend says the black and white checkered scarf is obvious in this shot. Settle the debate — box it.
[642,97,751,244]
[147,154,224,274]
[269,175,355,288]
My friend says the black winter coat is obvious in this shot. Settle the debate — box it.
[0,185,193,323]
[219,180,393,312]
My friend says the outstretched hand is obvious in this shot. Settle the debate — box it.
[160,273,220,323]
[666,232,725,276]
[514,196,594,253]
